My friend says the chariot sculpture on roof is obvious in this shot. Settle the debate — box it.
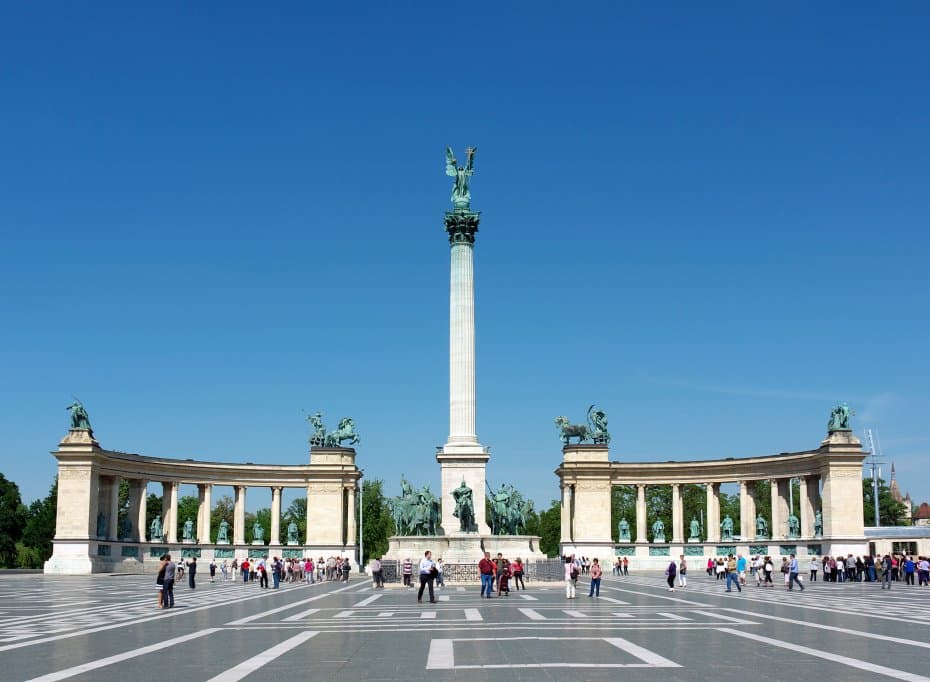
[554,404,611,445]
[306,412,360,448]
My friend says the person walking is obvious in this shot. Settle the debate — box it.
[512,558,525,590]
[588,558,602,597]
[220,560,228,582]
[370,557,382,588]
[272,557,282,589]
[622,557,629,576]
[258,558,269,589]
[809,557,818,582]
[187,557,197,589]
[665,558,677,592]
[725,554,741,593]
[155,555,168,608]
[881,554,893,590]
[435,558,444,590]
[763,556,774,587]
[209,559,216,583]
[479,552,495,598]
[787,554,805,591]
[564,555,577,599]
[417,550,437,603]
[403,557,414,589]
[162,554,176,608]
[240,558,249,583]
[678,555,687,588]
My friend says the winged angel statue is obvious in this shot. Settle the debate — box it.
[445,146,476,210]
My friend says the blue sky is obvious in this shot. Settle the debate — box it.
[1,2,928,512]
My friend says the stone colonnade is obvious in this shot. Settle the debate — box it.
[44,429,361,574]
[556,430,867,564]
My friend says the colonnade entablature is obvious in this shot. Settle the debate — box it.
[556,430,867,562]
[45,428,362,574]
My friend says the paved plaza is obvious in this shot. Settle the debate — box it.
[3,571,929,680]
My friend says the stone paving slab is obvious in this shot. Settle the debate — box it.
[2,573,929,680]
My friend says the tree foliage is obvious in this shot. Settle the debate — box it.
[863,478,909,526]
[176,495,200,540]
[0,474,26,568]
[210,495,235,543]
[361,479,393,565]
[537,500,561,557]
[18,478,57,567]
[284,497,307,544]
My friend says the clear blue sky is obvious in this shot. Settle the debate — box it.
[1,2,928,512]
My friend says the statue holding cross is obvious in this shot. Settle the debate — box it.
[445,146,477,210]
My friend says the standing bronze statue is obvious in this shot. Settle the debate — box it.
[66,400,92,430]
[445,146,476,210]
[451,480,476,533]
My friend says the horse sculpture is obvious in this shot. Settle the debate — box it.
[324,417,360,447]
[554,416,589,445]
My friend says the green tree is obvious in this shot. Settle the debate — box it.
[863,478,908,526]
[646,485,672,540]
[719,491,740,532]
[116,479,130,539]
[752,480,771,528]
[681,484,705,539]
[0,474,26,567]
[537,500,561,557]
[175,495,200,540]
[246,508,271,545]
[284,497,307,544]
[360,480,393,564]
[19,478,58,567]
[210,495,235,543]
[146,493,163,538]
[610,485,636,541]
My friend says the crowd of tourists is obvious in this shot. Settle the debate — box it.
[154,553,355,608]
[676,552,930,592]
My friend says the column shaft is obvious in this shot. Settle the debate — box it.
[799,477,812,538]
[271,487,282,546]
[127,479,146,541]
[739,480,756,539]
[234,486,246,545]
[560,485,572,543]
[447,242,478,445]
[635,485,647,543]
[305,484,312,545]
[671,484,683,543]
[705,483,720,543]
[198,484,212,543]
[108,476,120,541]
[166,482,179,543]
[345,485,357,546]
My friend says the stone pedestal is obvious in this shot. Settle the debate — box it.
[385,534,545,566]
[437,448,491,535]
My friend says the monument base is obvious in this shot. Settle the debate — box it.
[384,534,546,565]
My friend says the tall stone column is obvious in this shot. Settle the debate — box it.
[560,484,573,543]
[198,484,212,543]
[705,483,720,543]
[671,484,683,543]
[305,484,313,545]
[166,481,179,543]
[345,485,357,546]
[437,207,491,535]
[270,487,282,546]
[739,480,756,540]
[771,479,790,539]
[635,485,647,544]
[107,476,120,541]
[233,485,246,545]
[128,479,146,542]
[798,477,813,538]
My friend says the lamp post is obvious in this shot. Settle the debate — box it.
[358,475,364,569]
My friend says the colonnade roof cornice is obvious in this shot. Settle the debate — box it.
[557,447,867,485]
[54,446,362,487]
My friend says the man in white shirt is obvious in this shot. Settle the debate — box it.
[417,550,437,603]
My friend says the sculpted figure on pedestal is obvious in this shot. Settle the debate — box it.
[216,519,229,543]
[451,479,476,533]
[252,521,265,543]
[618,518,631,542]
[720,515,734,541]
[150,515,162,541]
[182,518,194,541]
[66,400,92,430]
[652,518,665,543]
[689,516,701,541]
[813,510,823,537]
[287,521,299,544]
[445,146,476,210]
[787,514,800,539]
[755,514,768,538]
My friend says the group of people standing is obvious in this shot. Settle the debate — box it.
[563,554,601,598]
[478,552,526,597]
